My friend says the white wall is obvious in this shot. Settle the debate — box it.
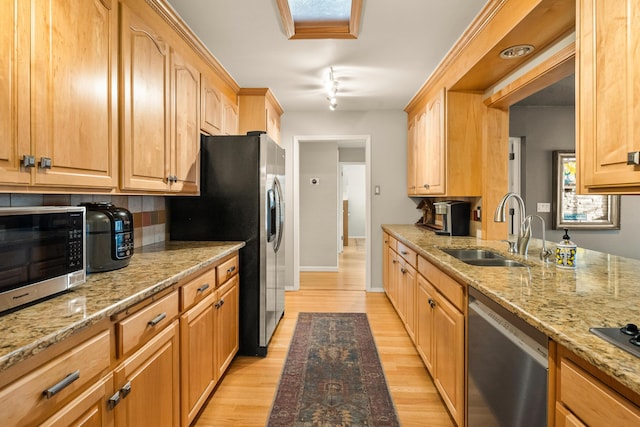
[342,164,366,238]
[510,105,640,260]
[280,110,418,290]
[299,141,338,270]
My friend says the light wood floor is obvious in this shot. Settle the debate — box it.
[194,239,454,426]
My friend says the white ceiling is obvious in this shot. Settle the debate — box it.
[166,0,489,112]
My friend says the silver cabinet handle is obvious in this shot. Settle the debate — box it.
[197,283,210,293]
[400,267,406,274]
[147,312,167,327]
[39,157,52,169]
[401,250,408,255]
[628,151,640,165]
[22,155,36,168]
[428,298,436,308]
[43,370,80,398]
[423,184,430,189]
[227,266,236,274]
[215,299,225,309]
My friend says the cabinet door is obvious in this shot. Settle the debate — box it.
[433,292,464,426]
[578,0,640,193]
[170,50,199,194]
[180,293,216,427]
[216,275,239,378]
[31,0,117,189]
[114,321,179,427]
[386,250,398,308]
[120,4,171,192]
[406,115,417,195]
[416,276,435,372]
[416,88,445,195]
[382,234,390,294]
[40,373,114,427]
[400,261,416,342]
[200,75,223,135]
[222,97,238,135]
[0,0,29,185]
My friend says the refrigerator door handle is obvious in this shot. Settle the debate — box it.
[267,188,276,243]
[273,177,284,253]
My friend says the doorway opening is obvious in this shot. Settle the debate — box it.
[293,135,371,292]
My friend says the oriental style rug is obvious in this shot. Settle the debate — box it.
[267,312,400,427]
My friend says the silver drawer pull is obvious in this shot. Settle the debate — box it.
[227,266,236,274]
[401,250,408,255]
[147,312,167,327]
[43,370,80,399]
[197,283,210,293]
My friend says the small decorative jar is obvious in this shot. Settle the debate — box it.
[555,228,577,269]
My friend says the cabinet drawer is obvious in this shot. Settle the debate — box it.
[117,291,179,357]
[418,256,441,285]
[438,273,464,311]
[396,241,417,266]
[216,255,239,285]
[0,330,110,427]
[181,268,216,311]
[387,235,397,252]
[559,358,640,426]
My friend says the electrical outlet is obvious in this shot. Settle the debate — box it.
[537,202,551,213]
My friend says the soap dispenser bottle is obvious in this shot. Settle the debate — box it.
[555,228,577,268]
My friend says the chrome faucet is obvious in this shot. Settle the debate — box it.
[524,214,553,262]
[494,192,531,255]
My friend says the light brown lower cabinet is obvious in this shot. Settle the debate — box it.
[113,320,180,427]
[382,236,465,427]
[0,329,111,427]
[180,292,218,426]
[554,343,640,427]
[415,256,464,427]
[215,274,239,379]
[0,251,240,427]
[40,373,115,427]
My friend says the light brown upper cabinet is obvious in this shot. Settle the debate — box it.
[407,89,482,197]
[223,97,239,136]
[201,73,224,135]
[238,88,283,143]
[120,2,199,194]
[0,0,118,190]
[577,0,640,194]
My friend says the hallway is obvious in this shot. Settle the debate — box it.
[194,241,453,426]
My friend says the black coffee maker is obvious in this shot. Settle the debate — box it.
[433,201,470,236]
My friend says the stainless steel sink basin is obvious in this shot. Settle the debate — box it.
[441,248,527,267]
[441,248,504,260]
[463,258,527,267]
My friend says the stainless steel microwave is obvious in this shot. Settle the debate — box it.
[0,206,86,313]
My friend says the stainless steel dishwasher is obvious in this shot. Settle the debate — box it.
[467,287,549,427]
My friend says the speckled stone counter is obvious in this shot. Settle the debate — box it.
[0,241,244,374]
[383,224,640,395]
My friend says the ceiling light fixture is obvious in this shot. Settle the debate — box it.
[325,66,338,110]
[499,44,535,59]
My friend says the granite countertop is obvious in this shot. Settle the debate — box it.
[383,224,640,395]
[0,240,245,374]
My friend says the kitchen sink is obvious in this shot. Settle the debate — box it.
[440,248,527,267]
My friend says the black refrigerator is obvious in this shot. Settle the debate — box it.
[169,133,285,356]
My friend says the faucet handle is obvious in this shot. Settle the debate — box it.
[502,240,517,254]
[541,248,553,262]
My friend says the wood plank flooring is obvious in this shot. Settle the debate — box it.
[194,239,454,426]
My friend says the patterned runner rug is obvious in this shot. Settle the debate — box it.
[267,312,400,426]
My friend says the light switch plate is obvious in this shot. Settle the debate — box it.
[537,202,551,213]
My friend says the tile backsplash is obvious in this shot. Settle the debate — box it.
[0,194,167,248]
